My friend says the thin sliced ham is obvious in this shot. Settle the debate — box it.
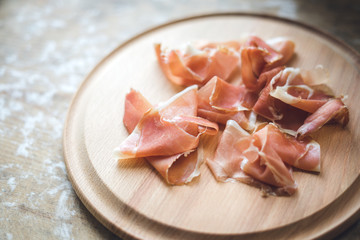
[115,86,219,185]
[254,124,321,172]
[252,68,308,134]
[147,151,201,185]
[297,98,349,138]
[240,47,268,92]
[269,67,332,113]
[241,36,295,92]
[253,67,287,121]
[254,67,349,136]
[197,76,258,130]
[208,120,304,195]
[267,37,296,66]
[155,42,240,86]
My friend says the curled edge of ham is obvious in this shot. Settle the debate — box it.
[114,86,219,185]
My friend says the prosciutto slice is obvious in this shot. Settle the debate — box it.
[208,121,301,195]
[197,76,258,130]
[255,124,321,172]
[208,121,320,195]
[155,42,240,86]
[297,98,349,138]
[253,67,349,136]
[269,67,332,113]
[115,86,219,185]
[241,36,295,92]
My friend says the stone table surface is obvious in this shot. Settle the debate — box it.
[0,0,359,239]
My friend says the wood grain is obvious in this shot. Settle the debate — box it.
[63,14,360,239]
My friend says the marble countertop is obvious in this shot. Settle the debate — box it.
[1,0,359,239]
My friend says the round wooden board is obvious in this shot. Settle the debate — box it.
[63,13,360,239]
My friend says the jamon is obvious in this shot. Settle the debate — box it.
[155,42,240,86]
[269,67,331,113]
[115,86,219,185]
[197,76,258,130]
[115,35,350,195]
[297,98,349,138]
[253,67,349,137]
[208,121,320,195]
[241,36,295,92]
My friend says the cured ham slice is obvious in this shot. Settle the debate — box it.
[267,37,296,66]
[155,42,240,86]
[208,121,321,195]
[241,36,295,92]
[252,68,306,134]
[269,67,332,113]
[252,67,287,121]
[116,85,219,159]
[240,47,268,92]
[147,151,200,185]
[297,98,349,138]
[115,86,219,185]
[254,124,321,172]
[208,120,305,195]
[197,76,258,130]
[253,67,349,136]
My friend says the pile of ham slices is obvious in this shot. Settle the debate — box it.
[114,36,349,196]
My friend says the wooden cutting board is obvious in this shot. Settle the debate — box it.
[63,13,360,239]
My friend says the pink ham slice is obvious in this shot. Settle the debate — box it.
[297,98,349,138]
[252,67,287,121]
[147,152,200,185]
[268,68,332,113]
[208,121,321,195]
[115,86,219,185]
[155,42,240,87]
[241,36,295,92]
[197,76,258,130]
[255,124,321,172]
[253,67,349,136]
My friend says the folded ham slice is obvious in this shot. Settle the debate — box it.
[208,121,321,195]
[253,67,349,136]
[241,36,295,92]
[297,98,349,138]
[269,67,332,113]
[115,86,219,185]
[208,121,296,195]
[255,124,321,172]
[155,42,240,87]
[197,76,258,130]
